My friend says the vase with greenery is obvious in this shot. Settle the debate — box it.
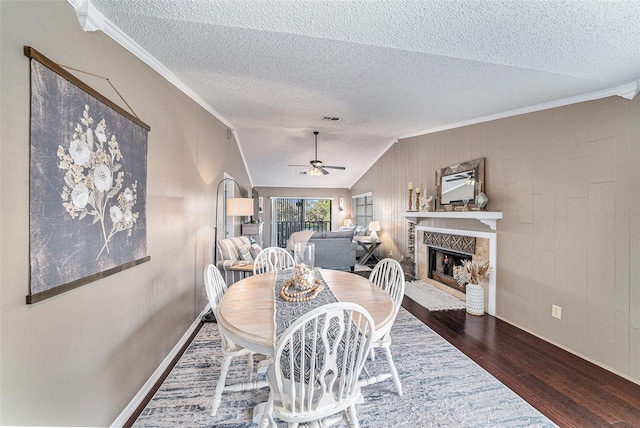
[454,259,490,315]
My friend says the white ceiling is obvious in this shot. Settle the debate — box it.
[81,0,640,188]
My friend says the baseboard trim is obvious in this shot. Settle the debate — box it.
[111,311,207,427]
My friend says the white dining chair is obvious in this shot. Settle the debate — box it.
[366,258,405,396]
[259,302,375,428]
[204,264,267,416]
[253,247,295,274]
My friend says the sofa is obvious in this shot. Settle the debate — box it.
[341,224,374,260]
[290,230,357,271]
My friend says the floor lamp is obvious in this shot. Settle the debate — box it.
[205,178,253,323]
[213,178,254,266]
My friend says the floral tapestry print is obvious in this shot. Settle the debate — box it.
[58,105,139,260]
[29,59,148,299]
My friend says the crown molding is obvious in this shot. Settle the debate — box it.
[67,0,255,187]
[400,80,640,140]
[67,0,233,131]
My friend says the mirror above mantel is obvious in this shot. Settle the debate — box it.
[436,157,485,211]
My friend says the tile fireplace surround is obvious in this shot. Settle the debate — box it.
[414,226,497,315]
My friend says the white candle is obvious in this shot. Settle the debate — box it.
[415,187,421,193]
[408,181,413,190]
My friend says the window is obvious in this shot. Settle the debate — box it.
[352,192,373,227]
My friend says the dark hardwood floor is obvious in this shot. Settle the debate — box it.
[402,296,640,427]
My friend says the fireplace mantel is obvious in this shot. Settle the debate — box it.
[400,211,502,230]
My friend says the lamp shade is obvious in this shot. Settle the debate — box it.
[226,198,254,216]
[368,221,381,242]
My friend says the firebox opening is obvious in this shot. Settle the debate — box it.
[428,248,473,293]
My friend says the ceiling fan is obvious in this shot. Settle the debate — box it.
[289,131,346,176]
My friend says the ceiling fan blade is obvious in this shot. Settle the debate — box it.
[295,169,308,175]
[322,165,346,170]
[288,164,310,167]
[320,168,330,175]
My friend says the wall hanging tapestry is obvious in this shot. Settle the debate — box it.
[25,47,150,304]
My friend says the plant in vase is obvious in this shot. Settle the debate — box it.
[454,259,491,316]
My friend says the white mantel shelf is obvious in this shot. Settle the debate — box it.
[400,211,503,231]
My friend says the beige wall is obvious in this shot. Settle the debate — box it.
[353,96,640,384]
[253,187,352,248]
[0,1,250,425]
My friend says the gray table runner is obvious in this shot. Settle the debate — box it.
[273,267,338,348]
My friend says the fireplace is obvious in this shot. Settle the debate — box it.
[428,247,472,293]
[414,226,497,315]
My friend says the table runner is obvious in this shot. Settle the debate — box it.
[274,268,359,383]
[273,267,338,349]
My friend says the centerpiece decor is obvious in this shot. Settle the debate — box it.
[454,259,491,316]
[280,264,323,302]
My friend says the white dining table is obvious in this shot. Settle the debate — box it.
[217,268,395,356]
[216,268,396,423]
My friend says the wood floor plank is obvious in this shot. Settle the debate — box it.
[401,295,640,427]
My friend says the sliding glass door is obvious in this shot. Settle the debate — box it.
[272,198,332,247]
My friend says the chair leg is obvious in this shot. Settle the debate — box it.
[246,352,254,381]
[258,397,275,428]
[384,346,403,396]
[346,404,360,427]
[211,355,232,416]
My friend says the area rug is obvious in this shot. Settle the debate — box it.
[133,308,556,427]
[404,280,466,311]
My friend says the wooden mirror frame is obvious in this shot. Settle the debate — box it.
[435,157,485,211]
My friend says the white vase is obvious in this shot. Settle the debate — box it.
[465,283,484,315]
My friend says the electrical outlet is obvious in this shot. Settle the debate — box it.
[552,304,562,319]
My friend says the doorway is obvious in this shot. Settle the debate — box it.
[272,198,332,247]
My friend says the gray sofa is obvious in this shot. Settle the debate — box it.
[342,224,373,260]
[306,231,357,271]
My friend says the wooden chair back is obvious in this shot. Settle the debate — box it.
[370,258,405,317]
[204,263,227,317]
[270,302,375,423]
[253,247,295,274]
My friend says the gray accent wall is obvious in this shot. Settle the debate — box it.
[352,96,640,385]
[1,1,250,425]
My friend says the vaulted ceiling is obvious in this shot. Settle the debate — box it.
[82,0,640,188]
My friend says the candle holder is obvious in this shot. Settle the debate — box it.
[408,189,413,211]
[415,190,421,211]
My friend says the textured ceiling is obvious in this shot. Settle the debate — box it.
[85,0,640,188]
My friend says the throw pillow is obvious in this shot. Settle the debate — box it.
[249,243,262,259]
[238,245,253,262]
[356,226,369,236]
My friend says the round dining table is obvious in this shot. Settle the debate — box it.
[216,268,395,356]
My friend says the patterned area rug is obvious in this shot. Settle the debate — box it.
[133,309,556,427]
[404,280,466,311]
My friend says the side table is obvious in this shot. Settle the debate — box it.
[356,239,382,266]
